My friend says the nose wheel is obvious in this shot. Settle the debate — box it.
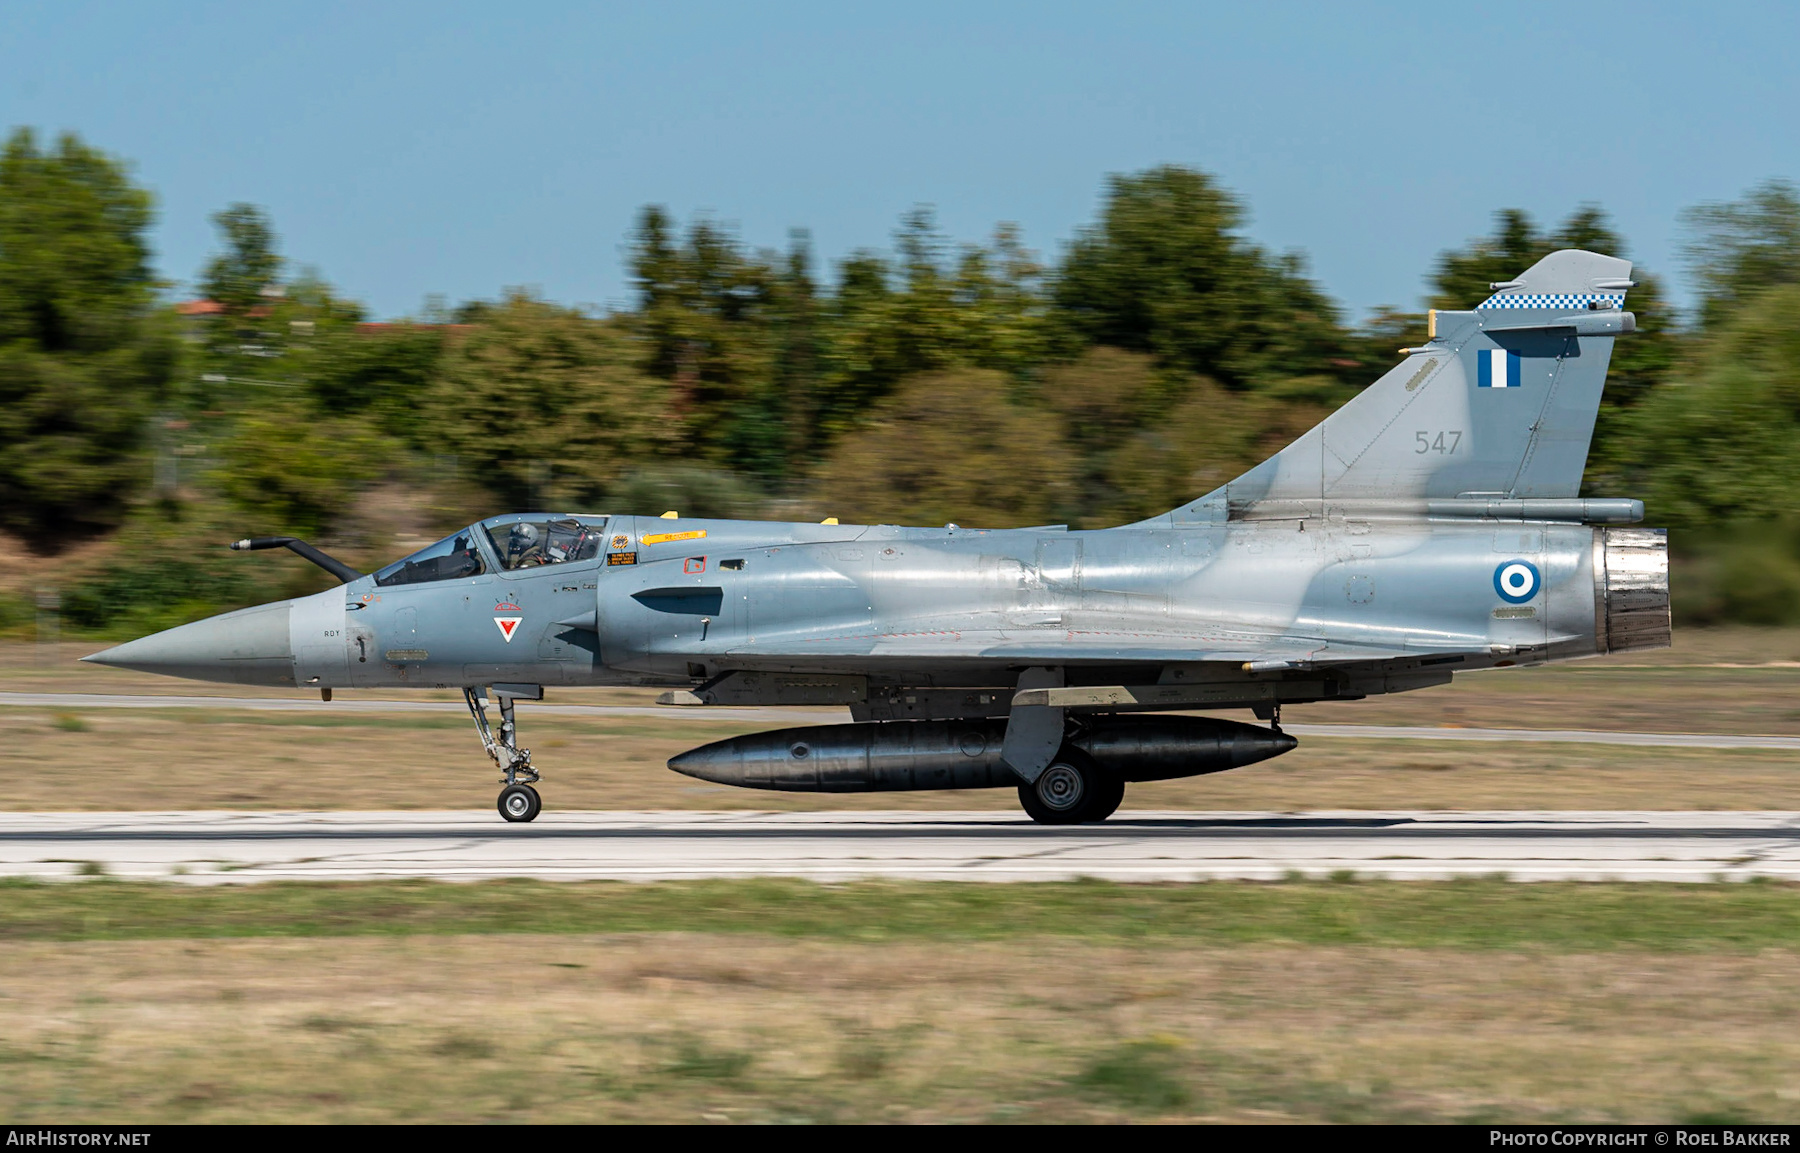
[465,685,546,822]
[498,783,542,823]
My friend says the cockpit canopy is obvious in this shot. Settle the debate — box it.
[483,514,608,570]
[373,514,610,587]
[372,531,485,587]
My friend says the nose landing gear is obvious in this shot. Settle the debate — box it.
[464,684,545,822]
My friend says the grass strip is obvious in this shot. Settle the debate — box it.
[3,876,1800,949]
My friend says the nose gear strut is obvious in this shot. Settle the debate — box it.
[463,684,544,821]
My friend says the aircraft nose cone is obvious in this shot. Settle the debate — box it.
[83,601,296,686]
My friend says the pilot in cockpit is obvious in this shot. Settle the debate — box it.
[505,523,542,568]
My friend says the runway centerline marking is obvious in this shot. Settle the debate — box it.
[5,810,1800,884]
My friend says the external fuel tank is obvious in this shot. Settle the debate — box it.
[668,714,1297,793]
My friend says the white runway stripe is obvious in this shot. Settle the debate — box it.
[3,810,1799,884]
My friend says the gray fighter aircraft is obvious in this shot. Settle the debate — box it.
[86,249,1669,824]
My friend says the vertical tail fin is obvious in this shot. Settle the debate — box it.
[1158,249,1637,522]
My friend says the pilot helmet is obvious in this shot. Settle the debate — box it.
[508,522,539,554]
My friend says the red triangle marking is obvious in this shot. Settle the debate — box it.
[494,616,522,642]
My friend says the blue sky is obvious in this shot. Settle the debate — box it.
[4,1,1795,320]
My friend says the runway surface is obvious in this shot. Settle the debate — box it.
[5,692,1799,751]
[5,810,1800,884]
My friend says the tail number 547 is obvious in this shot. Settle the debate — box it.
[1415,430,1463,454]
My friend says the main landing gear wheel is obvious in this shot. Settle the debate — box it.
[1084,773,1125,822]
[1017,749,1123,825]
[498,783,541,823]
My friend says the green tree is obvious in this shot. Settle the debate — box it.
[1623,284,1800,529]
[769,230,823,469]
[211,400,391,535]
[191,203,302,392]
[201,203,282,316]
[815,213,1048,436]
[606,464,770,520]
[630,206,1051,474]
[1100,373,1350,526]
[1034,347,1165,520]
[1681,180,1800,329]
[1612,284,1800,623]
[630,207,788,474]
[185,208,425,534]
[1049,165,1348,389]
[806,369,1071,529]
[293,310,447,446]
[0,128,175,538]
[811,250,904,434]
[429,292,671,507]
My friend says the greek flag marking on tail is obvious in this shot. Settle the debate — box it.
[1477,348,1521,388]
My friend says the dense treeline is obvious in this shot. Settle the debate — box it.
[2,125,1798,633]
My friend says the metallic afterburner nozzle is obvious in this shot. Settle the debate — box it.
[669,714,1297,792]
[1597,527,1671,654]
[81,600,295,686]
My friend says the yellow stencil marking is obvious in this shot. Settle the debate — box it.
[642,529,707,546]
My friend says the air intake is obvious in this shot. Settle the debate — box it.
[1598,528,1671,654]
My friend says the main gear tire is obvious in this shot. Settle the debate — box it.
[498,783,542,823]
[1017,749,1119,825]
[1083,773,1126,822]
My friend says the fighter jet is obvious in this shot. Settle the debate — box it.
[86,249,1668,824]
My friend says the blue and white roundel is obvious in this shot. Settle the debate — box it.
[1494,560,1541,603]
